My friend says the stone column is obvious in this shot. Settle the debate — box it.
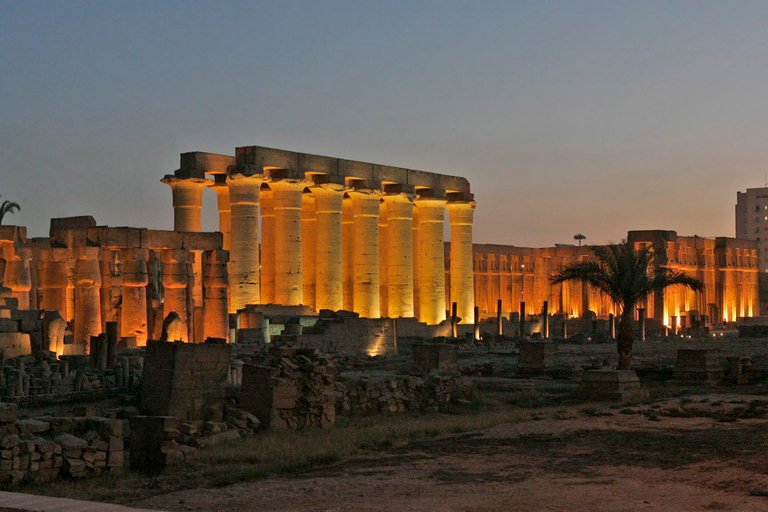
[313,185,345,312]
[209,176,232,251]
[378,199,389,318]
[349,190,381,318]
[412,205,421,319]
[260,187,275,304]
[383,193,415,318]
[342,196,354,311]
[226,173,263,312]
[160,175,212,232]
[446,201,475,324]
[161,249,190,342]
[3,247,32,310]
[271,180,307,306]
[301,192,317,310]
[121,248,149,346]
[40,247,69,318]
[415,197,447,325]
[203,250,229,342]
[74,246,102,350]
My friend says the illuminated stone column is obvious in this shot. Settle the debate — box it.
[313,185,345,312]
[161,249,190,342]
[272,180,308,306]
[260,187,275,304]
[121,248,148,345]
[383,193,415,318]
[446,201,476,324]
[342,196,354,310]
[3,247,32,310]
[378,200,389,317]
[73,247,102,349]
[302,192,317,310]
[161,175,212,232]
[203,250,229,341]
[40,248,69,318]
[349,190,381,318]
[415,197,447,325]
[209,176,232,251]
[412,205,421,319]
[226,173,263,312]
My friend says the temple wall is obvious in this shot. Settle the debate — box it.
[468,230,759,326]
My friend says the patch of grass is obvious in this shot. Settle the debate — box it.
[17,396,546,506]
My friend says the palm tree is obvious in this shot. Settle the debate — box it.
[551,240,703,369]
[0,196,20,225]
[573,233,586,246]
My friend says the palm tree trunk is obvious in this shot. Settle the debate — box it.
[616,310,634,370]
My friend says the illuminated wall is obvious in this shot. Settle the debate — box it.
[466,230,759,325]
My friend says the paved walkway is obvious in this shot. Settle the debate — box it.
[0,491,165,512]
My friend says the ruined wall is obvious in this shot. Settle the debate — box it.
[140,340,231,422]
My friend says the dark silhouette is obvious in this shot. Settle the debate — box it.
[0,195,20,225]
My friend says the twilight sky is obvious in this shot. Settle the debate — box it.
[2,1,768,247]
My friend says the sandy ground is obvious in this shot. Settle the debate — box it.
[134,395,768,512]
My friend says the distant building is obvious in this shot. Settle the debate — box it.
[736,186,768,272]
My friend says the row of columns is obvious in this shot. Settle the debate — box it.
[164,174,476,324]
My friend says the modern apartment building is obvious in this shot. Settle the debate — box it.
[736,186,768,273]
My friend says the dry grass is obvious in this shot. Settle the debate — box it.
[16,395,549,505]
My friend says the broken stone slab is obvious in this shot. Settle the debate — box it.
[54,434,87,451]
[15,419,49,434]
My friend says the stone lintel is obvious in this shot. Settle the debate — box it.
[227,146,472,199]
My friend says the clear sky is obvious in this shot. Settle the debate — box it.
[2,1,768,247]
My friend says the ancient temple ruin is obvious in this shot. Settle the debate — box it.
[162,146,477,325]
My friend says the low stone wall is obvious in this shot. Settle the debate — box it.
[0,404,125,483]
[335,373,472,416]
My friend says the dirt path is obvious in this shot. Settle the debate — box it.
[134,396,768,512]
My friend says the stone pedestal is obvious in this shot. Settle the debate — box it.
[675,349,724,385]
[516,341,556,376]
[576,369,648,401]
[412,343,457,374]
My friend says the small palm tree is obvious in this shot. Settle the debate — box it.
[551,240,703,369]
[0,196,20,225]
[573,233,586,246]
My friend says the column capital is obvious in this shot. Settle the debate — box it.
[161,174,212,189]
[226,174,263,205]
[446,200,476,225]
[310,183,347,197]
[268,179,313,194]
